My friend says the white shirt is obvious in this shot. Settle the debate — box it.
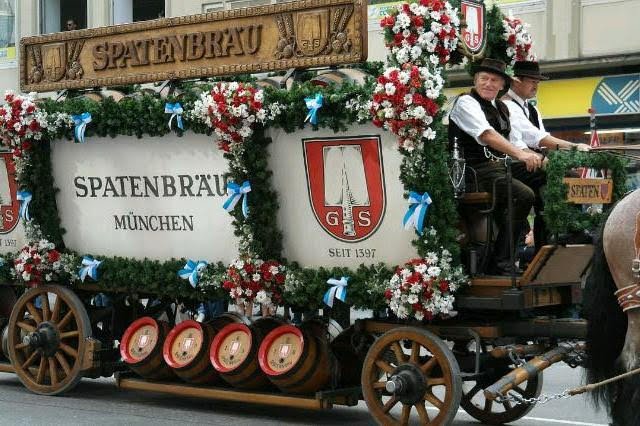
[504,89,550,149]
[449,94,527,149]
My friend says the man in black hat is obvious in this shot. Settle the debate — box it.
[449,58,543,275]
[502,60,590,250]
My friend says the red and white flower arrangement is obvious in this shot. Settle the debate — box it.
[502,12,536,64]
[380,0,460,67]
[384,249,467,321]
[222,257,286,309]
[370,65,444,151]
[0,91,49,158]
[190,82,282,153]
[12,239,63,287]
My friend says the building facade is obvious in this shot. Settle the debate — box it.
[0,0,638,139]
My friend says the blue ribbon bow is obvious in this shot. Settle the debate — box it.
[164,102,184,131]
[16,190,32,222]
[178,260,208,288]
[79,256,102,282]
[402,191,432,235]
[323,276,348,307]
[222,180,251,218]
[304,93,323,125]
[72,112,92,143]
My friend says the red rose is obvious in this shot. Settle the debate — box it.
[439,280,449,293]
[384,289,393,299]
[275,274,285,284]
[48,250,60,262]
[440,14,450,25]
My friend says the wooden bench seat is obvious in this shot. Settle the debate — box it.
[460,192,492,204]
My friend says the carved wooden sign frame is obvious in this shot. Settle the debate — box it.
[20,0,367,92]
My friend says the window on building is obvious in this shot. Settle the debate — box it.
[0,0,16,66]
[40,0,87,34]
[113,0,164,25]
[133,0,164,21]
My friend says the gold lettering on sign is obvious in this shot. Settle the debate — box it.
[20,0,367,92]
[563,177,613,204]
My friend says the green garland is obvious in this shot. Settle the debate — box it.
[544,150,627,234]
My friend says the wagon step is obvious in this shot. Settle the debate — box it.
[114,372,360,410]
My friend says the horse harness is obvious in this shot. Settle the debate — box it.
[614,210,640,311]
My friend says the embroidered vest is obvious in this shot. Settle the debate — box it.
[448,89,511,165]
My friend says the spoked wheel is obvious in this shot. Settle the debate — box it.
[362,327,462,425]
[461,357,543,424]
[7,285,91,395]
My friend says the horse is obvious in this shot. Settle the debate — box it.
[584,187,640,426]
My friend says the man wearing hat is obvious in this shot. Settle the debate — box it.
[449,58,543,275]
[502,60,590,251]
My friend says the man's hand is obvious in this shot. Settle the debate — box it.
[575,143,591,152]
[514,150,542,171]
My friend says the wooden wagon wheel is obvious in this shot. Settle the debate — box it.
[461,357,543,425]
[362,327,462,425]
[7,285,91,395]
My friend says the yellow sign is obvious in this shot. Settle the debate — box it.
[563,178,613,204]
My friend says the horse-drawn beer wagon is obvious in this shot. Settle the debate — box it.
[0,0,632,424]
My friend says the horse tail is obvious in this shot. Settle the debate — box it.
[583,207,628,411]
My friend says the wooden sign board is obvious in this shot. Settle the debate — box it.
[563,177,613,204]
[20,0,367,92]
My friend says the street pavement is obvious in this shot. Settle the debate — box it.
[0,363,610,425]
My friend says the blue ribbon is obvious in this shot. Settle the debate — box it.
[72,112,92,143]
[16,190,32,222]
[323,276,348,307]
[402,191,432,234]
[178,260,208,288]
[222,181,251,218]
[164,102,184,131]
[304,93,323,125]
[79,256,102,282]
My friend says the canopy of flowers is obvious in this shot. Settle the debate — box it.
[380,0,460,67]
[12,238,63,287]
[190,82,282,153]
[222,257,286,309]
[373,0,459,151]
[502,12,536,65]
[385,250,467,321]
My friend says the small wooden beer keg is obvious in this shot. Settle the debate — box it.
[210,316,284,390]
[258,324,331,394]
[120,317,174,380]
[162,320,220,384]
[1,322,9,360]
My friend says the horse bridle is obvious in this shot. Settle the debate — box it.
[614,210,640,311]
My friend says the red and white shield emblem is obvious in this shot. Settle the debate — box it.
[303,136,386,242]
[461,0,485,54]
[0,152,19,234]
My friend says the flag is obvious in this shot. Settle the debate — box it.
[580,108,604,179]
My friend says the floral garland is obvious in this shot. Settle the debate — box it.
[221,257,286,309]
[12,238,63,287]
[502,11,536,65]
[375,0,459,152]
[380,0,460,67]
[189,82,282,153]
[370,65,444,151]
[385,250,466,320]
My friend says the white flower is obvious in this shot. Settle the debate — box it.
[414,310,424,321]
[407,294,418,304]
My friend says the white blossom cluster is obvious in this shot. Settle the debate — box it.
[386,247,468,321]
[502,12,536,65]
[387,1,460,68]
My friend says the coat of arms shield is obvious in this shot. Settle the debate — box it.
[303,136,386,242]
[43,43,67,82]
[296,10,330,56]
[461,0,486,55]
[0,152,19,234]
